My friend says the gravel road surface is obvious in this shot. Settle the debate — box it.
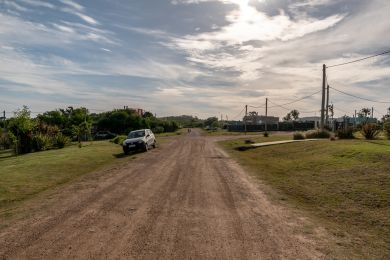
[0,129,323,259]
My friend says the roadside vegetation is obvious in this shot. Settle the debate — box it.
[0,106,179,157]
[220,137,390,258]
[0,141,128,218]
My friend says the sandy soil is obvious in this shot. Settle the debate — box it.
[0,129,324,259]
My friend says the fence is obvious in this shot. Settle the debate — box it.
[227,122,315,132]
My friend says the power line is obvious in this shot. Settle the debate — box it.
[231,106,245,120]
[268,90,321,108]
[330,86,390,104]
[248,104,265,109]
[327,50,390,68]
[268,99,319,114]
[248,90,320,109]
[333,106,351,115]
[267,99,291,111]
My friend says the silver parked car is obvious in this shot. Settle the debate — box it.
[122,129,156,154]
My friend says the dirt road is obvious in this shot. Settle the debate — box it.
[0,129,323,259]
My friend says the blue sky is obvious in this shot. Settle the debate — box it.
[0,0,389,119]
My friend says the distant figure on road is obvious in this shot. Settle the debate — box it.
[188,128,191,133]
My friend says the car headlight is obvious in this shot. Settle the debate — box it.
[137,140,144,144]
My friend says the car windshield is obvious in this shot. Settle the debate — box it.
[128,130,145,139]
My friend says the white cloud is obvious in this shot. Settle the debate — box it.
[60,0,84,11]
[0,13,113,46]
[73,12,99,25]
[17,0,56,9]
[1,0,28,12]
[164,0,390,117]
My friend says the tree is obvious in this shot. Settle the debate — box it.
[328,104,334,119]
[283,113,292,121]
[37,110,66,128]
[204,117,218,127]
[290,110,299,120]
[358,108,371,124]
[8,106,36,154]
[143,111,154,118]
[72,121,92,143]
[358,108,371,118]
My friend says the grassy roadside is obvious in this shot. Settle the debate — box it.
[155,128,184,137]
[202,128,267,136]
[0,141,130,217]
[220,137,390,258]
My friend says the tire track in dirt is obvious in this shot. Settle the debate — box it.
[0,129,324,259]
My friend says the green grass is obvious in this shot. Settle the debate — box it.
[0,149,13,159]
[203,128,266,136]
[155,129,183,137]
[0,141,127,215]
[220,138,390,259]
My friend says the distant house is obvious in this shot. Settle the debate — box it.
[335,116,377,126]
[123,106,144,117]
[297,116,321,128]
[135,108,144,117]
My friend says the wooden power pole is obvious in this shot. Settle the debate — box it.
[244,105,247,135]
[265,98,268,133]
[325,84,329,128]
[320,64,326,131]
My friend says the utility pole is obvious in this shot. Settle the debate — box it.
[244,105,247,135]
[265,98,268,133]
[325,84,329,128]
[320,64,326,131]
[371,107,374,119]
[354,110,357,127]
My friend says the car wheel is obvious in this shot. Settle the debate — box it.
[143,143,149,152]
[152,140,157,148]
[123,146,129,155]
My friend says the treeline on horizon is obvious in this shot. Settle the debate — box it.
[0,106,181,155]
[0,106,226,155]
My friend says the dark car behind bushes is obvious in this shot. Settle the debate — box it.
[94,131,117,140]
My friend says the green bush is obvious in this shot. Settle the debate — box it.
[361,123,380,140]
[293,132,305,140]
[336,127,355,139]
[384,120,390,140]
[111,135,126,145]
[32,134,52,151]
[54,134,70,149]
[305,129,331,139]
[153,126,164,134]
[0,132,12,149]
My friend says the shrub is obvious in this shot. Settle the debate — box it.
[153,126,164,134]
[263,132,269,137]
[111,135,126,145]
[360,123,380,140]
[293,132,305,140]
[305,129,331,139]
[32,133,52,151]
[336,127,355,139]
[53,134,70,149]
[384,120,390,140]
[0,132,12,149]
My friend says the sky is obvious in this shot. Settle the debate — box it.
[0,0,389,119]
